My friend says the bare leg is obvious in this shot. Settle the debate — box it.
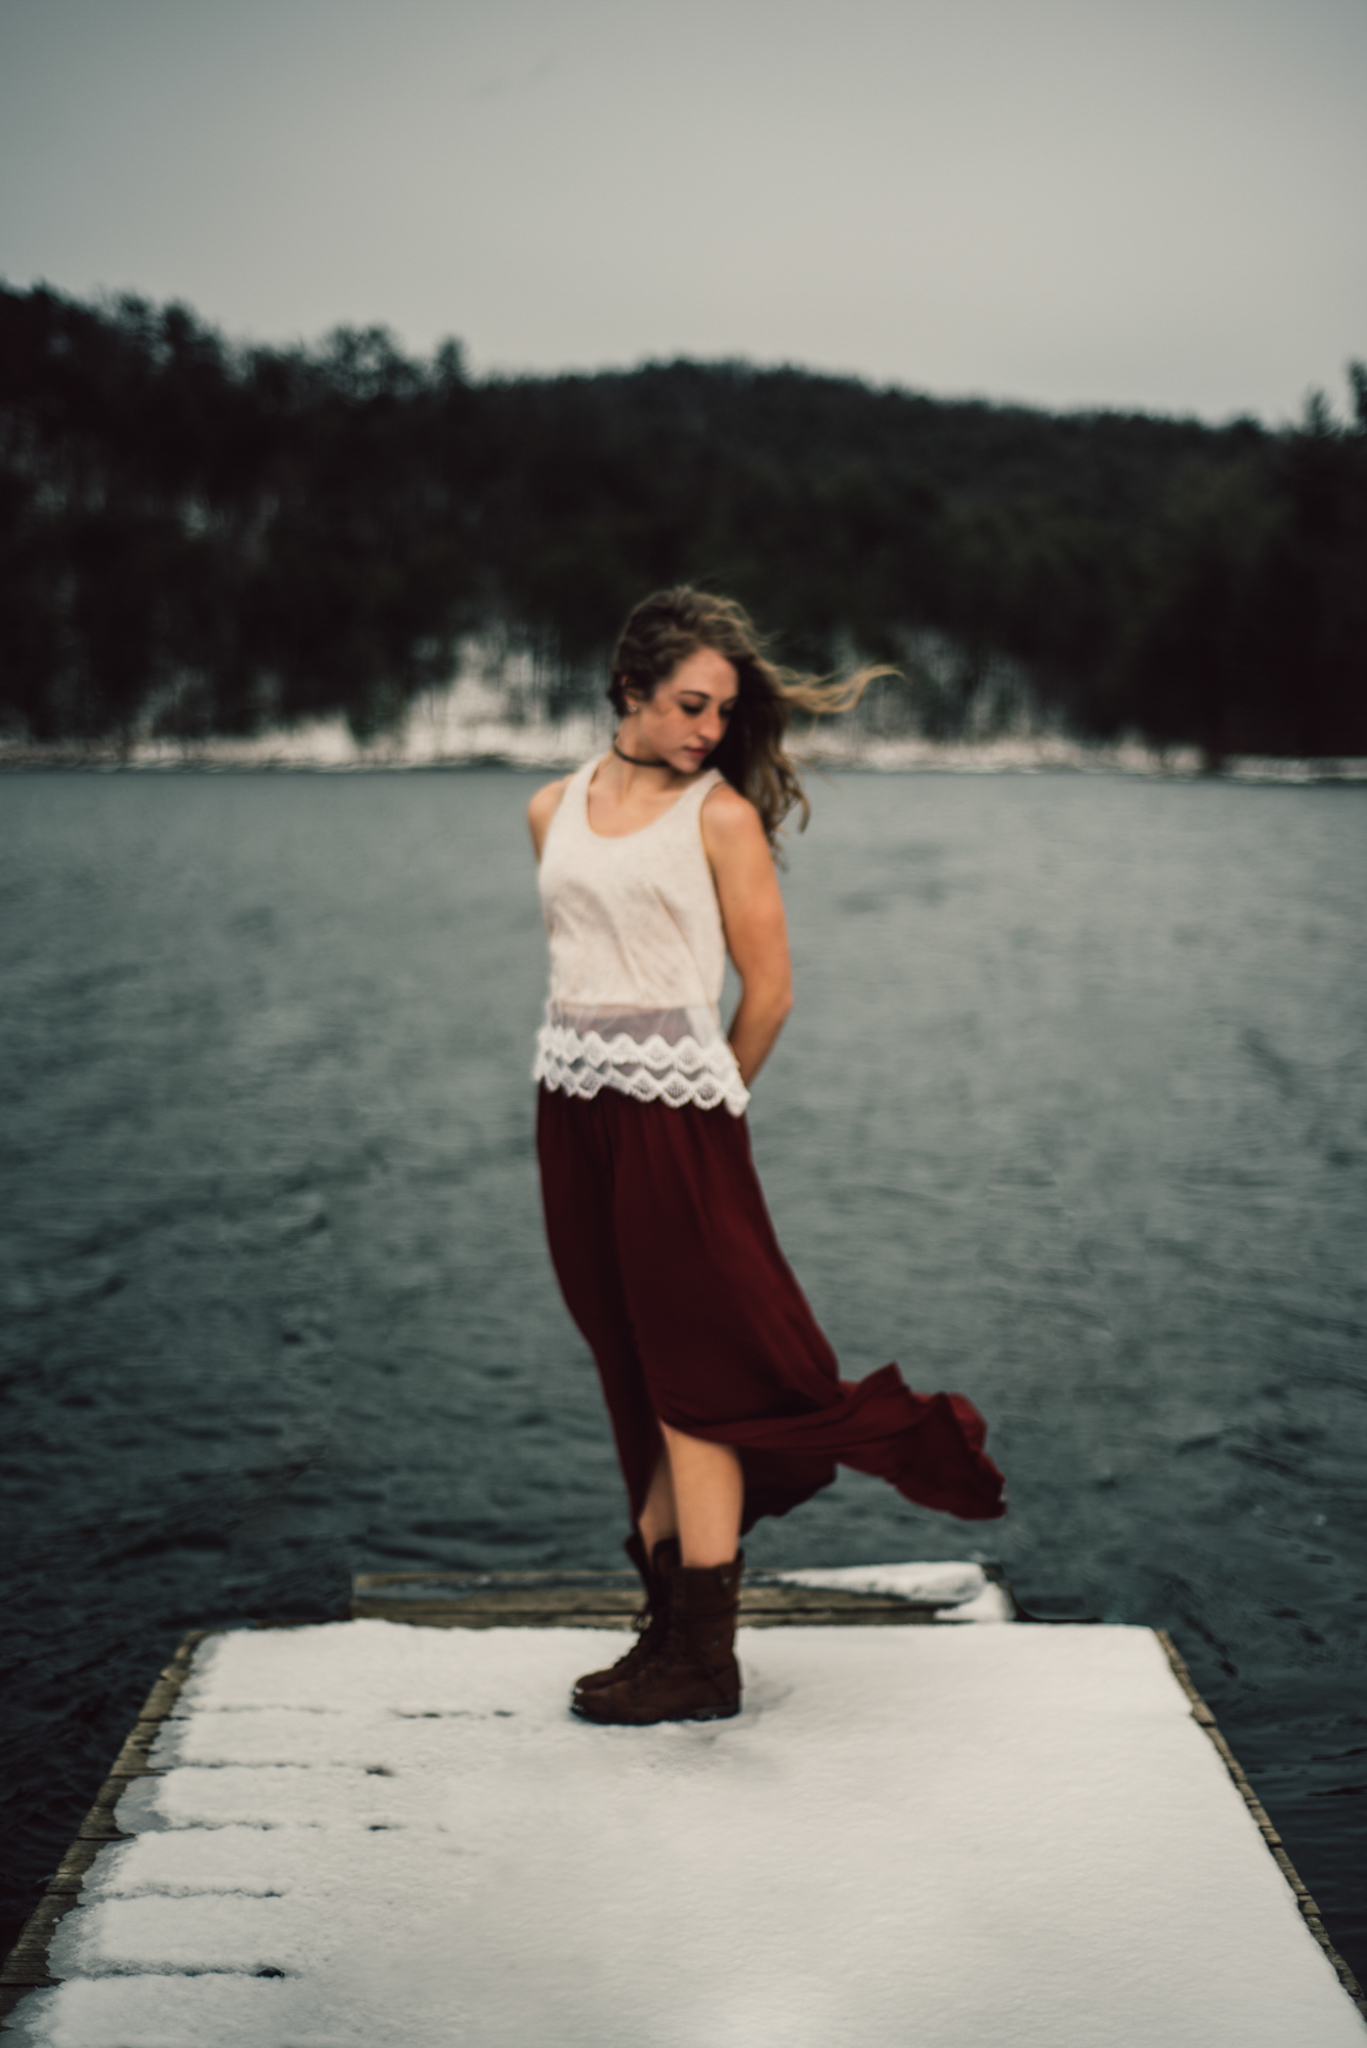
[659,1421,744,1568]
[637,1450,678,1557]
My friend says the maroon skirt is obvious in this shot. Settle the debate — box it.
[536,1085,1006,1532]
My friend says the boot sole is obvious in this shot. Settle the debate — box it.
[572,1663,649,1696]
[569,1697,741,1726]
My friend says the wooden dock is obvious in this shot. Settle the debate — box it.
[348,1558,1019,1629]
[3,1562,1364,2047]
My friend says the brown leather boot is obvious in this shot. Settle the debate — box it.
[573,1534,679,1699]
[572,1553,743,1725]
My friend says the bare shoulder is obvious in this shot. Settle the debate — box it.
[700,779,765,848]
[528,774,569,825]
[700,780,772,876]
[527,775,569,857]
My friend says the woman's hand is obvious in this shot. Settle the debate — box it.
[701,786,794,1086]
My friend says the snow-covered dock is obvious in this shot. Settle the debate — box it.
[3,1564,1363,2048]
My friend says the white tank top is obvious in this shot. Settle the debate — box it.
[532,755,750,1115]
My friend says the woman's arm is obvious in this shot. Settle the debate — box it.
[701,786,794,1086]
[527,776,569,860]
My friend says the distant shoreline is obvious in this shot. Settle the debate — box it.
[4,725,1365,783]
[6,287,1366,774]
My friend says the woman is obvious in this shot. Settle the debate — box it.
[529,588,1005,1728]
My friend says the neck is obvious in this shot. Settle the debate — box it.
[612,736,668,769]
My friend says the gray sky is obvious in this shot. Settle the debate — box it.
[1,0,1363,421]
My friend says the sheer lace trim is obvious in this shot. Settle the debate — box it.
[533,1007,749,1116]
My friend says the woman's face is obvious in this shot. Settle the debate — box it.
[625,646,739,774]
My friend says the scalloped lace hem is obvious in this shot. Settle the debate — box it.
[533,1009,749,1116]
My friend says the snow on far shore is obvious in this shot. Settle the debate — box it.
[3,675,1364,781]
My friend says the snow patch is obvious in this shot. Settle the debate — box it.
[774,1559,1013,1620]
[7,1620,1363,2048]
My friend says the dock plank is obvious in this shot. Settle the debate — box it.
[0,1630,210,2017]
[349,1563,1017,1628]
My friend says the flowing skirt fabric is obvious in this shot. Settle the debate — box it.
[536,1085,1006,1531]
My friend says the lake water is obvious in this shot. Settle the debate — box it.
[1,767,1364,1978]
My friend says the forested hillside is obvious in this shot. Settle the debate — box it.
[2,282,1363,758]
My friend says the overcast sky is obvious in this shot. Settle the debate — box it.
[1,0,1363,422]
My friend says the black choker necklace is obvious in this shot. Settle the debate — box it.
[612,738,667,767]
